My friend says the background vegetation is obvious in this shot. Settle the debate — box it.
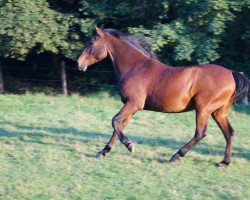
[0,0,250,93]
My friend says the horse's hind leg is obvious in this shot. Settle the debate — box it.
[169,111,210,162]
[96,102,140,158]
[212,110,234,167]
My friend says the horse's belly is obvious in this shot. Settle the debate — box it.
[144,94,194,113]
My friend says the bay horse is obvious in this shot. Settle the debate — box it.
[77,26,250,166]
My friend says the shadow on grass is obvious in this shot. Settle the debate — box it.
[0,122,249,161]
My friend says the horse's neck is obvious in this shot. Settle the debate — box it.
[105,36,148,79]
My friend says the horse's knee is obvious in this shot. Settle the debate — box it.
[112,114,130,138]
[112,116,123,131]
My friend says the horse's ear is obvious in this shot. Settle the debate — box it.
[95,25,103,36]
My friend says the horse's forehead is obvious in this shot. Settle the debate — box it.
[85,35,98,49]
[89,35,96,44]
[91,35,104,45]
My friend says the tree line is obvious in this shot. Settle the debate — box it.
[0,0,249,94]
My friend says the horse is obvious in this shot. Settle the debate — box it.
[77,26,250,167]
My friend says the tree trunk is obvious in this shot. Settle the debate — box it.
[61,61,68,95]
[0,62,4,93]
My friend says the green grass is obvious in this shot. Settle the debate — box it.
[0,92,250,200]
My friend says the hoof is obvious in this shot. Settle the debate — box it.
[95,150,106,159]
[215,161,230,168]
[169,155,180,163]
[126,142,135,153]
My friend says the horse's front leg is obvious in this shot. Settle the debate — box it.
[96,102,140,158]
[95,130,118,158]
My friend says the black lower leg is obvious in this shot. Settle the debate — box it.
[169,147,188,162]
[103,144,111,153]
[221,158,230,165]
[101,144,111,156]
[216,158,231,167]
[117,132,134,153]
[119,132,131,146]
[95,144,112,158]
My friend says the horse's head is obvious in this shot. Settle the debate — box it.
[77,26,108,71]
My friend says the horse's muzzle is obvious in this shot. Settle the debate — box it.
[78,62,88,72]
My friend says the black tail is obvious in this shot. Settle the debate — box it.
[232,71,250,102]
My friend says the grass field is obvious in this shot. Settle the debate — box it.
[0,92,250,200]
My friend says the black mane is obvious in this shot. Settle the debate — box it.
[103,28,157,59]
